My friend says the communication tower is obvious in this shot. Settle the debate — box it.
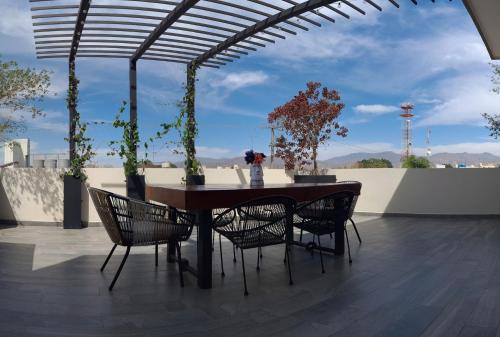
[400,103,415,162]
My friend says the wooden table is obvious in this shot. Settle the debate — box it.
[146,183,361,289]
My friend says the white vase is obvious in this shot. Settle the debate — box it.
[250,164,264,186]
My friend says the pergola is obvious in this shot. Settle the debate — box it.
[29,0,429,165]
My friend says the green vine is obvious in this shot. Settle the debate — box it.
[65,68,96,181]
[109,101,180,175]
[179,62,202,176]
[108,101,140,176]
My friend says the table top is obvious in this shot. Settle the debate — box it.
[146,182,361,210]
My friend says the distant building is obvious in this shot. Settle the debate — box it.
[479,163,497,168]
[3,139,30,167]
[161,161,176,168]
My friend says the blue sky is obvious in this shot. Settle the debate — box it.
[1,0,499,166]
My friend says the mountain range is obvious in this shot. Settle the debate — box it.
[181,152,500,168]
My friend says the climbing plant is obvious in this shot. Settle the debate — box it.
[65,71,96,181]
[108,101,140,176]
[178,62,202,176]
[108,101,180,175]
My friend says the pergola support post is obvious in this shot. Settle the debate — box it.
[68,60,77,163]
[129,59,137,158]
[184,62,199,178]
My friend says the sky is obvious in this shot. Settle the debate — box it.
[1,0,499,166]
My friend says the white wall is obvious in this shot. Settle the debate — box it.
[0,168,64,224]
[329,168,500,215]
[0,168,499,226]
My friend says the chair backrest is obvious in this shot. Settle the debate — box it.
[296,191,355,226]
[237,196,295,235]
[88,187,124,245]
[214,196,295,244]
[337,181,361,218]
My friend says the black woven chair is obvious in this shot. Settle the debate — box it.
[213,196,296,296]
[294,191,355,273]
[337,181,362,243]
[212,208,238,262]
[89,187,195,290]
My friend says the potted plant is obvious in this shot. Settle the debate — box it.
[108,101,147,200]
[268,81,348,183]
[64,72,95,229]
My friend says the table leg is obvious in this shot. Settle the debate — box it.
[195,209,213,289]
[167,207,177,263]
[334,199,345,256]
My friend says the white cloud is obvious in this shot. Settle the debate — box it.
[260,28,382,63]
[354,104,400,115]
[0,5,31,38]
[0,108,67,134]
[196,146,232,158]
[212,71,269,91]
[416,72,500,127]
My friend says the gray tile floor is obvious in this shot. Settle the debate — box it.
[1,215,500,337]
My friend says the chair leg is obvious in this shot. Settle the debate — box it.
[285,244,293,285]
[176,242,185,287]
[101,244,117,272]
[219,234,225,277]
[345,224,353,264]
[212,229,215,252]
[317,235,325,274]
[259,246,263,259]
[350,218,362,244]
[155,244,158,267]
[109,246,130,291]
[256,247,260,271]
[299,229,303,243]
[233,243,237,263]
[241,249,248,296]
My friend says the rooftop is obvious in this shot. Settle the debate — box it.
[1,215,499,337]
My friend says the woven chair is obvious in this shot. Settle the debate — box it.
[337,181,362,243]
[213,196,296,296]
[294,191,355,273]
[212,208,238,262]
[89,187,195,290]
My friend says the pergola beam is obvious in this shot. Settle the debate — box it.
[130,0,199,62]
[68,0,91,164]
[69,0,91,63]
[195,0,339,65]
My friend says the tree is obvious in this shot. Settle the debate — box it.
[355,158,393,168]
[268,82,347,173]
[482,63,500,139]
[402,155,431,168]
[0,58,51,141]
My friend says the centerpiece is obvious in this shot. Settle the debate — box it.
[245,150,266,186]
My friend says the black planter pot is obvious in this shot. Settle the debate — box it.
[63,175,82,229]
[294,174,337,184]
[186,174,205,186]
[127,175,145,201]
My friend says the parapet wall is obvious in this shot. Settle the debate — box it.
[0,167,498,226]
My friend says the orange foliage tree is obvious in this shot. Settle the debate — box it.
[268,82,348,173]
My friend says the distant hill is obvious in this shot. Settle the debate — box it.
[177,152,500,169]
[320,151,401,168]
